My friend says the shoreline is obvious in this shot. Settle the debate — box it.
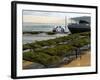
[23,33,68,44]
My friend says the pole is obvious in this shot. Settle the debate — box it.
[65,16,67,32]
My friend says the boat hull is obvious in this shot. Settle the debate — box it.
[68,24,90,33]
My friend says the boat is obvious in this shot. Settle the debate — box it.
[67,16,90,33]
[52,16,70,34]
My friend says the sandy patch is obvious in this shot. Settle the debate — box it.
[62,51,91,67]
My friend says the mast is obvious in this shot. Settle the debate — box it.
[65,16,70,33]
[65,16,67,32]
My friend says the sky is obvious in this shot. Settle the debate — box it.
[23,10,91,25]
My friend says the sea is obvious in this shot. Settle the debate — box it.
[22,23,70,44]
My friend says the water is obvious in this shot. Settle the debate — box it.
[23,33,69,44]
[23,23,56,32]
[22,24,70,44]
[23,25,54,32]
[23,23,69,32]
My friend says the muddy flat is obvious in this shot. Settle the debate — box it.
[23,51,91,69]
[61,51,91,67]
[23,60,33,68]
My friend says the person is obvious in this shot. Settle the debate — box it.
[60,26,65,33]
[53,26,65,33]
[56,26,61,32]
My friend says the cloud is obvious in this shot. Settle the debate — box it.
[23,10,91,24]
[23,15,65,24]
